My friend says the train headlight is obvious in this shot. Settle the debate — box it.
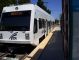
[25,33,29,40]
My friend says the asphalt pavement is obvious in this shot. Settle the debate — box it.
[37,31,64,60]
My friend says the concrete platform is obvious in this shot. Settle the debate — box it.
[37,31,64,60]
[24,26,63,60]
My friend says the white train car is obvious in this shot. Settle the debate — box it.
[0,4,54,46]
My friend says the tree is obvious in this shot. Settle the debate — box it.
[43,5,47,11]
[47,9,51,14]
[37,0,44,9]
[0,0,31,16]
[19,0,30,4]
[37,0,51,14]
[0,0,16,7]
[0,0,16,15]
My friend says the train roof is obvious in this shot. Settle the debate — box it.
[2,4,54,21]
[2,4,34,13]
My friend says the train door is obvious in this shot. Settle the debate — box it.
[47,21,49,34]
[46,20,48,36]
[42,19,46,36]
[44,20,47,37]
[33,18,39,45]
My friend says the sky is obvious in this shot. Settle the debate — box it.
[31,0,62,20]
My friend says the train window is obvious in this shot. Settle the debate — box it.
[44,20,46,28]
[41,19,43,28]
[1,10,31,31]
[47,21,49,27]
[49,21,51,29]
[42,19,45,28]
[39,18,42,29]
[34,18,38,33]
[48,21,50,29]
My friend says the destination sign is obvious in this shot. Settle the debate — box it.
[11,12,22,16]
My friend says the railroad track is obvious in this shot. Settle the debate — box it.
[0,53,29,60]
[0,43,35,60]
[19,53,30,60]
[0,53,10,60]
[0,47,33,60]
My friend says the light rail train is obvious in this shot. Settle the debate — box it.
[0,4,54,46]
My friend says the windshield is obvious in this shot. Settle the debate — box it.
[0,10,31,31]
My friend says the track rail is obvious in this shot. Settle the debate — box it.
[19,53,32,60]
[0,53,28,60]
[0,53,10,60]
